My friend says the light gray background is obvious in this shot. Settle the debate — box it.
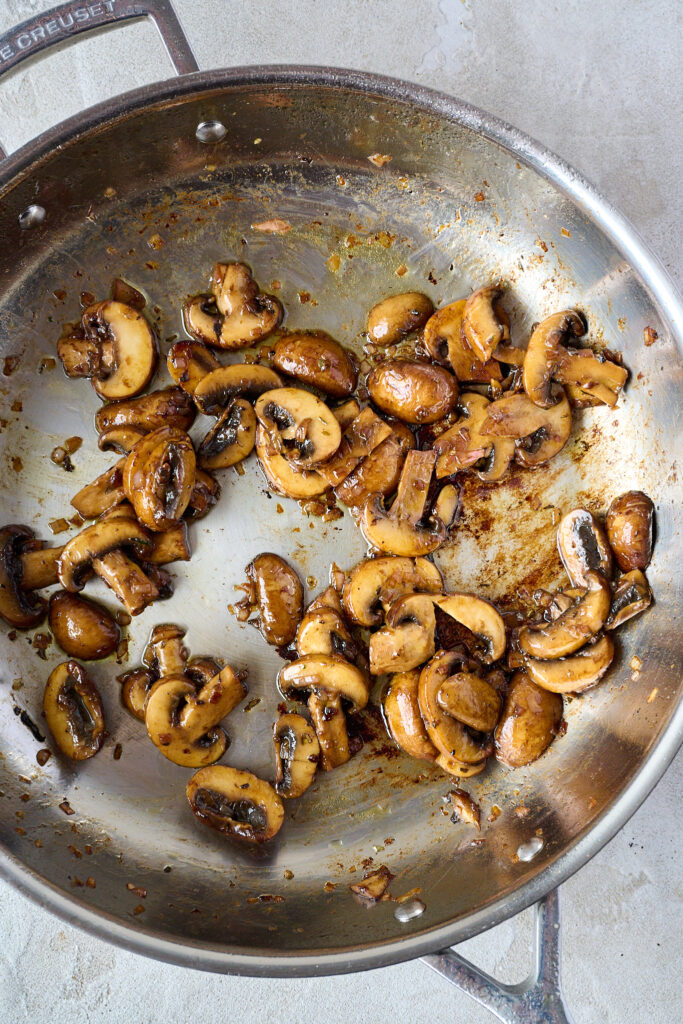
[0,1,681,1022]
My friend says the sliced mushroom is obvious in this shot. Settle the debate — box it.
[94,386,195,436]
[296,606,360,664]
[316,407,392,487]
[367,360,458,424]
[58,300,158,400]
[518,571,611,659]
[434,593,506,663]
[349,864,395,901]
[494,672,563,767]
[436,671,501,731]
[167,339,221,395]
[241,553,304,646]
[185,467,220,521]
[481,387,572,467]
[369,593,436,675]
[423,299,502,382]
[193,364,282,416]
[382,669,438,761]
[198,398,256,470]
[367,292,434,346]
[143,622,188,677]
[254,387,342,467]
[119,667,156,720]
[17,542,63,592]
[307,585,344,615]
[255,424,329,498]
[462,285,509,363]
[557,508,613,588]
[435,752,487,778]
[279,654,369,712]
[0,525,49,628]
[433,392,515,482]
[332,398,362,430]
[48,591,120,660]
[272,331,357,397]
[71,458,127,519]
[145,665,245,767]
[605,491,654,571]
[606,569,653,629]
[522,310,586,407]
[307,691,351,771]
[334,421,415,508]
[557,348,629,407]
[43,660,105,760]
[434,483,461,527]
[524,633,614,693]
[187,765,284,842]
[418,651,492,766]
[119,624,219,720]
[184,262,283,350]
[342,555,443,627]
[448,788,481,829]
[145,522,191,564]
[123,427,196,532]
[361,449,448,556]
[97,425,148,455]
[273,713,320,798]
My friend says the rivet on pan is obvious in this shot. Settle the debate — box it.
[394,899,425,923]
[18,204,46,230]
[517,836,544,862]
[195,120,227,144]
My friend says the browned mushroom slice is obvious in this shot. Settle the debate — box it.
[518,571,611,659]
[342,555,443,627]
[494,672,563,767]
[361,449,448,556]
[272,331,357,397]
[557,348,628,406]
[187,765,284,842]
[418,651,493,765]
[48,591,120,660]
[433,392,515,482]
[145,522,191,564]
[123,427,196,532]
[255,424,329,498]
[557,508,613,588]
[119,666,156,720]
[369,593,436,675]
[448,787,481,828]
[95,386,196,436]
[184,262,283,350]
[331,399,362,430]
[167,339,221,395]
[334,421,415,508]
[522,310,587,407]
[82,300,158,400]
[255,387,342,467]
[279,654,369,712]
[316,407,392,487]
[17,542,63,591]
[185,468,221,521]
[350,865,395,901]
[482,387,572,467]
[383,669,438,761]
[367,360,459,424]
[434,483,461,527]
[434,593,506,663]
[273,713,320,798]
[424,299,502,382]
[71,458,127,519]
[462,285,510,363]
[296,606,359,664]
[524,633,614,693]
[606,569,653,629]
[243,553,304,646]
[605,491,654,571]
[307,691,351,771]
[0,525,49,628]
[367,292,434,346]
[43,660,105,760]
[436,671,501,732]
[97,425,148,455]
[142,622,188,677]
[193,364,283,416]
[198,398,256,470]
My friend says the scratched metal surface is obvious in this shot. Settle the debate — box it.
[0,79,680,969]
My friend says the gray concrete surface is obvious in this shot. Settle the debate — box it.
[0,1,681,1022]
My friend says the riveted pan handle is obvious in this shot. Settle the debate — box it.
[0,0,198,159]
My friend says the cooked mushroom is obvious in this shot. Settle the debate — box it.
[369,593,436,675]
[184,262,283,349]
[193,364,282,416]
[167,339,221,395]
[273,713,320,798]
[433,593,506,663]
[332,398,362,430]
[605,491,654,571]
[448,788,481,829]
[186,765,284,842]
[423,299,502,382]
[43,660,105,760]
[296,605,360,664]
[316,407,392,487]
[143,622,188,676]
[241,553,304,646]
[518,571,611,659]
[185,468,221,521]
[418,651,492,767]
[494,672,563,767]
[367,360,458,424]
[342,555,443,627]
[123,427,196,532]
[255,425,329,498]
[98,425,148,455]
[48,591,120,660]
[462,285,509,363]
[606,569,653,629]
[366,292,434,346]
[15,540,63,592]
[198,398,256,470]
[361,449,448,556]
[557,348,629,407]
[383,669,438,761]
[436,671,501,732]
[95,386,195,437]
[146,664,245,766]
[58,300,158,400]
[71,458,127,519]
[307,690,351,771]
[334,421,415,508]
[557,508,613,588]
[145,522,191,565]
[0,525,50,628]
[349,865,395,901]
[254,387,342,467]
[524,633,614,693]
[481,387,572,467]
[272,331,357,397]
[434,483,461,527]
[433,392,515,482]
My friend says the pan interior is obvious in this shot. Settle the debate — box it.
[0,80,680,965]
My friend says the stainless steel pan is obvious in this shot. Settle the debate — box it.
[0,4,681,1022]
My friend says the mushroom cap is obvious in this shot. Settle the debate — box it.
[367,291,434,346]
[0,525,47,628]
[315,407,392,488]
[94,386,196,436]
[254,387,342,467]
[184,263,283,350]
[383,669,438,761]
[334,422,414,508]
[272,331,357,398]
[482,387,572,467]
[423,300,502,382]
[436,671,502,732]
[296,606,358,662]
[123,427,197,532]
[247,553,304,647]
[605,491,655,572]
[167,339,221,395]
[273,713,320,798]
[606,569,652,629]
[307,690,351,771]
[278,653,369,712]
[518,571,611,659]
[70,458,126,520]
[462,284,509,363]
[361,449,447,557]
[557,508,613,589]
[57,516,151,592]
[83,300,158,400]
[524,633,614,693]
[186,765,285,842]
[198,398,256,470]
[418,651,493,765]
[434,392,514,482]
[494,672,563,767]
[255,425,329,498]
[522,309,586,408]
[43,660,105,760]
[342,555,443,626]
[434,593,506,663]
[367,360,458,424]
[144,673,235,767]
[193,364,282,416]
[369,593,436,675]
[48,591,120,660]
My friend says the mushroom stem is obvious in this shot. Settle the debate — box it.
[92,550,159,616]
[20,546,64,590]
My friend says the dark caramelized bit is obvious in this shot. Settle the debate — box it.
[349,865,395,901]
[448,788,481,829]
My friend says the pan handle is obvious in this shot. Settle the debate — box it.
[422,888,576,1024]
[0,0,198,159]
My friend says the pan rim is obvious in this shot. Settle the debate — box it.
[0,65,681,975]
